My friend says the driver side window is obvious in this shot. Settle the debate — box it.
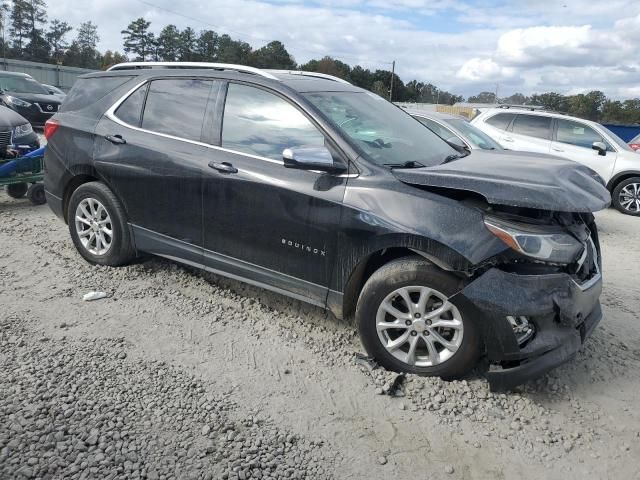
[221,83,325,160]
[556,119,612,151]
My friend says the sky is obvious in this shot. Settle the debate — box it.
[51,0,640,99]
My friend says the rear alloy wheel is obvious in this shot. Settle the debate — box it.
[67,182,135,266]
[613,177,640,216]
[357,257,480,379]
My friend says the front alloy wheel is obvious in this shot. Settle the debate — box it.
[615,180,640,215]
[376,286,464,367]
[357,257,480,379]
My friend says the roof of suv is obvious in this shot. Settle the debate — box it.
[93,62,361,93]
[476,107,605,129]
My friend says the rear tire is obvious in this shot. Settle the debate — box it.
[67,182,135,266]
[6,182,28,198]
[27,183,46,205]
[612,177,640,216]
[356,257,481,379]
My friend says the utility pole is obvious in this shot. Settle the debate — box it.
[495,83,499,104]
[389,60,395,102]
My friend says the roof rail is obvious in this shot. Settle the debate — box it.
[267,69,351,84]
[106,62,279,80]
[497,104,544,111]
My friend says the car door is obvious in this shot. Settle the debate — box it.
[502,113,552,154]
[201,82,349,306]
[94,77,221,264]
[551,118,617,181]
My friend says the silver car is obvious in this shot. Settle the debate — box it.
[409,110,503,151]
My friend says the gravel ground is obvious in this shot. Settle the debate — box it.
[1,191,640,479]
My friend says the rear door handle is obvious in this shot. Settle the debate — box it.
[502,136,514,143]
[105,134,126,145]
[552,147,564,152]
[208,161,238,174]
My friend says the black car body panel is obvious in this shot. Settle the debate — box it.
[0,105,39,156]
[44,67,609,389]
[393,150,611,212]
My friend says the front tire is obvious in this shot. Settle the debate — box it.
[356,257,481,379]
[67,182,135,266]
[612,177,640,216]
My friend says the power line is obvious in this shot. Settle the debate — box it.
[132,0,394,68]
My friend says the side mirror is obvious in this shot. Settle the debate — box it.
[592,141,607,156]
[283,146,344,171]
[48,90,55,95]
[445,136,470,154]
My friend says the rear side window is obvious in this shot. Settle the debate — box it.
[141,79,214,142]
[485,113,515,130]
[60,76,132,112]
[115,84,148,127]
[222,83,325,160]
[511,114,551,139]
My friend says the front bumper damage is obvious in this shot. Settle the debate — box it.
[451,266,602,391]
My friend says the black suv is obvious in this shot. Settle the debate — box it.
[44,63,610,390]
[0,71,62,126]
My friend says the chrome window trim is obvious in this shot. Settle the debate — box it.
[105,79,359,178]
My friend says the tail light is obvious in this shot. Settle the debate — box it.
[630,143,640,151]
[44,119,59,140]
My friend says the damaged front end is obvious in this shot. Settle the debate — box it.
[453,206,603,391]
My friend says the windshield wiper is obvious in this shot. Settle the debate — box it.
[442,150,470,164]
[383,160,425,169]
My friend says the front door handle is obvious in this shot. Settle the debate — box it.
[208,161,238,174]
[105,134,126,145]
[552,147,564,152]
[502,136,514,143]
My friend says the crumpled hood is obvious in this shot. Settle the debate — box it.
[393,150,611,212]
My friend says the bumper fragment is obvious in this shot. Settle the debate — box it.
[451,266,603,391]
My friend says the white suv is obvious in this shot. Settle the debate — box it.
[472,107,640,215]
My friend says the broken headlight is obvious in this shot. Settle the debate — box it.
[484,216,584,264]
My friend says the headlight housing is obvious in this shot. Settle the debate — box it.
[484,216,584,264]
[13,123,33,138]
[5,95,32,108]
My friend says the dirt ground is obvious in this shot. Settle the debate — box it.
[1,190,640,480]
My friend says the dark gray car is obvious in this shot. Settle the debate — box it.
[409,110,503,151]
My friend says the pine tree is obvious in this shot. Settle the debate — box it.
[10,0,29,55]
[121,17,153,61]
[156,24,180,61]
[24,0,47,61]
[46,19,71,63]
[178,26,196,61]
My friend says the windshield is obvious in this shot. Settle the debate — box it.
[602,125,634,152]
[447,118,502,150]
[0,76,49,94]
[303,91,456,167]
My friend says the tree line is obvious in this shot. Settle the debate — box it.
[468,90,640,125]
[120,18,464,105]
[0,1,638,122]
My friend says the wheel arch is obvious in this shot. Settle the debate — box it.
[338,244,470,322]
[62,166,125,223]
[606,171,640,192]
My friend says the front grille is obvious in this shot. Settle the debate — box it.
[35,102,58,113]
[0,129,11,153]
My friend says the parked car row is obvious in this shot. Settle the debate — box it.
[42,62,608,390]
[0,71,65,127]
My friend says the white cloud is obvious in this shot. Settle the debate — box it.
[44,0,640,99]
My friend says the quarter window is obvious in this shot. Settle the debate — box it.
[222,83,325,160]
[115,84,147,127]
[556,119,607,149]
[141,79,214,142]
[511,114,551,140]
[485,113,515,131]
